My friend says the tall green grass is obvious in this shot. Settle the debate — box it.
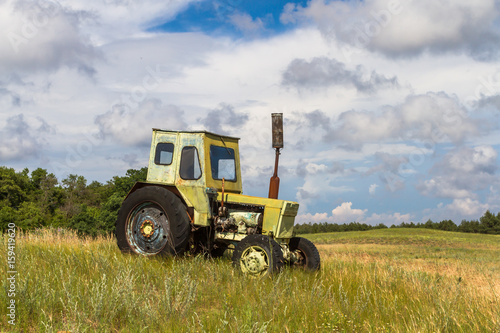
[1,228,499,332]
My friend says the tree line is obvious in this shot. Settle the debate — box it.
[294,213,500,235]
[1,165,499,236]
[0,166,147,236]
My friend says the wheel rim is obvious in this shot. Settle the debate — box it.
[240,245,269,277]
[293,249,307,267]
[126,202,170,255]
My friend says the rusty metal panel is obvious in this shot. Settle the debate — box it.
[218,192,284,208]
[176,184,211,226]
[275,201,299,239]
[271,113,283,148]
[146,131,179,184]
[174,132,210,226]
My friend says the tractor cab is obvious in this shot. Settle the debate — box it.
[147,129,243,193]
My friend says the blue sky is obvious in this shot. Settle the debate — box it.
[1,0,500,225]
[152,0,304,36]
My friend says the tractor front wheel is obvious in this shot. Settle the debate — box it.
[289,237,321,271]
[232,235,284,278]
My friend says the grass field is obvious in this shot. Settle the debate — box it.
[1,228,499,332]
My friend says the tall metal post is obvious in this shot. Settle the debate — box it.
[268,113,283,199]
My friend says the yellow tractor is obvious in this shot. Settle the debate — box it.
[115,114,320,277]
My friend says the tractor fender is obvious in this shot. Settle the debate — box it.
[125,182,193,221]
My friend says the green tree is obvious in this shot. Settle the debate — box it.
[16,202,46,230]
[437,219,457,232]
[0,206,16,231]
[97,193,124,234]
[479,210,500,234]
[109,167,148,197]
[0,167,31,208]
[69,205,100,237]
[30,168,63,217]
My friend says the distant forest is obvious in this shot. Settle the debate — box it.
[1,166,499,236]
[294,216,500,235]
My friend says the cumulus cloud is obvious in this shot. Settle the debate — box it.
[281,57,398,92]
[0,0,100,74]
[198,103,249,135]
[369,183,378,195]
[445,198,490,217]
[366,152,410,191]
[296,159,345,178]
[296,201,411,226]
[295,158,355,211]
[478,94,500,110]
[0,0,199,75]
[327,92,485,148]
[0,86,21,107]
[95,99,187,146]
[0,114,54,161]
[229,12,266,35]
[282,0,500,60]
[56,0,197,43]
[0,75,36,107]
[331,201,367,223]
[417,145,499,199]
[364,212,412,226]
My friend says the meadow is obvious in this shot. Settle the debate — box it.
[1,228,499,332]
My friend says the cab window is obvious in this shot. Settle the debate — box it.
[154,143,174,165]
[180,146,202,180]
[210,145,236,181]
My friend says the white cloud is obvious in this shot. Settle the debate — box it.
[331,202,367,223]
[445,198,490,217]
[0,114,54,161]
[327,92,486,148]
[296,201,411,226]
[418,145,499,199]
[281,56,399,92]
[369,183,378,195]
[0,0,100,74]
[364,212,411,226]
[95,99,187,146]
[285,0,500,60]
[56,0,197,43]
[198,103,249,136]
[229,12,266,35]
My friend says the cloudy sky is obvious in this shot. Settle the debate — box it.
[1,0,500,225]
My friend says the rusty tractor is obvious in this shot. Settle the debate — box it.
[115,113,320,277]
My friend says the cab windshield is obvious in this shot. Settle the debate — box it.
[210,145,236,181]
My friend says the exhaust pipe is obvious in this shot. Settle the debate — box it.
[268,113,283,199]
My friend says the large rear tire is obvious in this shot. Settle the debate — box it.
[232,234,284,278]
[289,237,321,271]
[115,186,190,256]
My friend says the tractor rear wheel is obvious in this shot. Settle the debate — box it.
[289,237,321,271]
[115,186,190,256]
[232,234,284,278]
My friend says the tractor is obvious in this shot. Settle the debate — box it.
[115,113,320,277]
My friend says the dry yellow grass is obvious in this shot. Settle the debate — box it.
[1,228,499,332]
[318,243,500,302]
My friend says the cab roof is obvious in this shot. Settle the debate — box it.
[152,129,240,141]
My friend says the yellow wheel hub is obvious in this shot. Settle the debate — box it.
[140,220,155,238]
